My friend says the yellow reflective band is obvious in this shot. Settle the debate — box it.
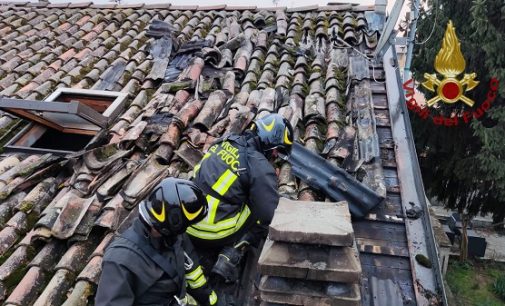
[187,205,251,240]
[181,204,203,221]
[284,128,292,145]
[205,170,238,224]
[260,118,275,131]
[185,266,203,281]
[150,204,165,222]
[211,169,238,196]
[187,274,206,289]
[209,291,218,305]
[206,195,219,224]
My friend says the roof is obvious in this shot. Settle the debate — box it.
[0,2,445,305]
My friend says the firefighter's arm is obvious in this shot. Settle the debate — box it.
[182,234,218,305]
[247,157,280,225]
[95,260,136,306]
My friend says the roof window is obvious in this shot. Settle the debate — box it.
[0,88,128,155]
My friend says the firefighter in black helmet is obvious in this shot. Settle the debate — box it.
[188,113,294,283]
[95,178,226,306]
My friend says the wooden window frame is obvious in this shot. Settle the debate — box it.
[1,88,128,155]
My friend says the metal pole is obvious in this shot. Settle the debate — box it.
[403,0,420,82]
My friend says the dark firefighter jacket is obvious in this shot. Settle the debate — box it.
[95,219,217,306]
[187,132,279,242]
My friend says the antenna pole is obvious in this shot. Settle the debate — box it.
[404,0,420,81]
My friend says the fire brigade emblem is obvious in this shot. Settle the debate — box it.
[422,20,479,107]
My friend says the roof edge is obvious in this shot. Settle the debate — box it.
[383,46,448,305]
[0,1,377,12]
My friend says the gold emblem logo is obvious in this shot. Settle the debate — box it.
[422,20,479,107]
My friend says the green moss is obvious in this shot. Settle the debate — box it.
[301,83,310,97]
[138,35,150,48]
[96,144,119,161]
[26,211,39,229]
[0,191,9,200]
[0,248,15,266]
[104,41,116,50]
[322,19,330,33]
[0,119,22,148]
[80,65,94,77]
[4,265,28,292]
[334,67,348,92]
[119,40,130,52]
[415,254,432,268]
[293,29,303,46]
[270,58,280,68]
[17,200,34,213]
[122,70,132,83]
[145,89,156,102]
[265,17,275,27]
[249,80,257,91]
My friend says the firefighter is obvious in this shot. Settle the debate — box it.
[95,178,224,306]
[187,113,294,283]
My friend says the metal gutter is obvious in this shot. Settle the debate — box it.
[383,46,448,305]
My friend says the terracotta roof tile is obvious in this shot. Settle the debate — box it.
[47,3,69,8]
[69,2,92,9]
[60,280,94,305]
[90,4,117,9]
[4,266,46,305]
[32,269,72,306]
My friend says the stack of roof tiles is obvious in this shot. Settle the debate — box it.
[0,1,441,305]
[258,198,362,305]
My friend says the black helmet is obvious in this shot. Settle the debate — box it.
[139,178,208,236]
[251,113,294,156]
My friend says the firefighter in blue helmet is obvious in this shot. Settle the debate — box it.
[188,113,294,282]
[95,178,226,306]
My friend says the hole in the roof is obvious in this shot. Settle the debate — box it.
[31,128,94,151]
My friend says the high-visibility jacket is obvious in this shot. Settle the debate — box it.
[95,219,217,306]
[187,132,279,242]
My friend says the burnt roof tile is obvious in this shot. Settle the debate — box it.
[120,156,170,207]
[46,193,87,239]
